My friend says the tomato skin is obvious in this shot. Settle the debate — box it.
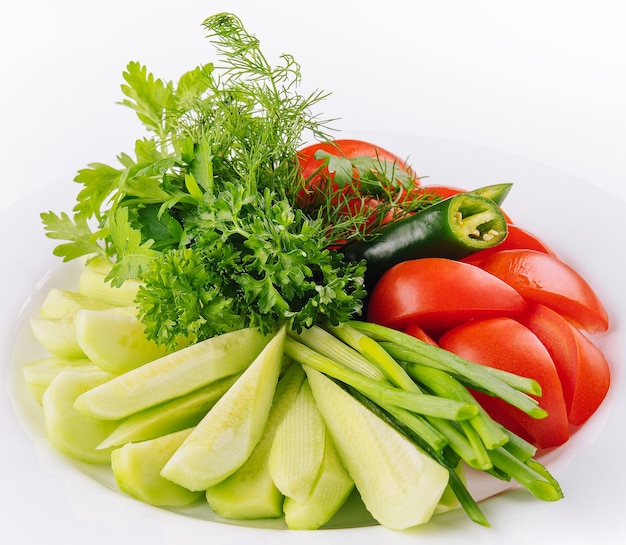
[416,185,464,202]
[566,326,611,426]
[298,139,413,176]
[479,249,609,334]
[403,323,439,346]
[516,303,611,426]
[297,139,417,204]
[366,258,526,335]
[439,317,570,449]
[461,224,554,266]
[515,304,579,416]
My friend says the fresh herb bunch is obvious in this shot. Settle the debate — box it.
[40,12,417,348]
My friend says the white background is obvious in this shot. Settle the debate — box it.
[2,1,625,544]
[1,0,624,210]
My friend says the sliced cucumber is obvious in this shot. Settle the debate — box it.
[268,379,326,502]
[98,375,237,450]
[30,315,86,359]
[73,327,270,420]
[39,288,115,320]
[42,371,119,464]
[78,257,141,307]
[75,307,170,374]
[304,366,449,530]
[161,327,285,491]
[205,362,305,520]
[283,433,354,530]
[111,428,203,507]
[21,356,100,404]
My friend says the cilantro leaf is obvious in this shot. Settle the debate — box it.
[105,207,159,287]
[41,211,103,261]
[119,61,173,137]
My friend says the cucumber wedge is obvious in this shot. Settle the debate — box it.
[98,375,237,450]
[205,362,306,520]
[75,307,170,374]
[268,379,326,502]
[73,327,270,420]
[21,356,100,404]
[39,288,115,319]
[111,428,203,507]
[283,433,354,530]
[42,371,119,464]
[161,327,286,491]
[304,366,449,530]
[30,315,85,359]
[77,257,142,307]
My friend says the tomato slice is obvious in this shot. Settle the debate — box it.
[516,303,611,426]
[515,304,579,416]
[403,323,439,346]
[439,317,569,449]
[567,325,611,426]
[366,258,526,335]
[461,224,554,266]
[479,249,609,334]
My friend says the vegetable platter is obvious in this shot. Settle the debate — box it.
[2,5,625,545]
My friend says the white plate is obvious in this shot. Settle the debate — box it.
[2,134,625,545]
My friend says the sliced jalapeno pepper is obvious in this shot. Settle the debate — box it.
[342,186,510,290]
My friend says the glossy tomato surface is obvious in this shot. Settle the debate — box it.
[439,317,570,449]
[516,303,611,427]
[297,139,417,204]
[366,258,526,334]
[479,249,609,334]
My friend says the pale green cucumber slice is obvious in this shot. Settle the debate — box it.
[161,327,286,491]
[205,362,306,519]
[21,356,100,404]
[42,371,119,464]
[78,257,141,307]
[39,288,115,319]
[75,307,170,374]
[111,428,203,507]
[304,366,449,530]
[74,327,270,420]
[98,375,238,450]
[283,433,354,530]
[268,379,326,502]
[30,315,86,359]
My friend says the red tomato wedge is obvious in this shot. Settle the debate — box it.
[567,326,611,426]
[366,258,527,334]
[403,323,439,346]
[516,303,611,426]
[461,224,554,266]
[439,317,570,449]
[479,249,609,334]
[515,304,579,415]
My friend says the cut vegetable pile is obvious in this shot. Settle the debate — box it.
[19,11,612,533]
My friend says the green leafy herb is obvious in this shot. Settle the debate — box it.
[41,12,368,347]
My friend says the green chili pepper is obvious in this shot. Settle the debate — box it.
[341,184,511,290]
